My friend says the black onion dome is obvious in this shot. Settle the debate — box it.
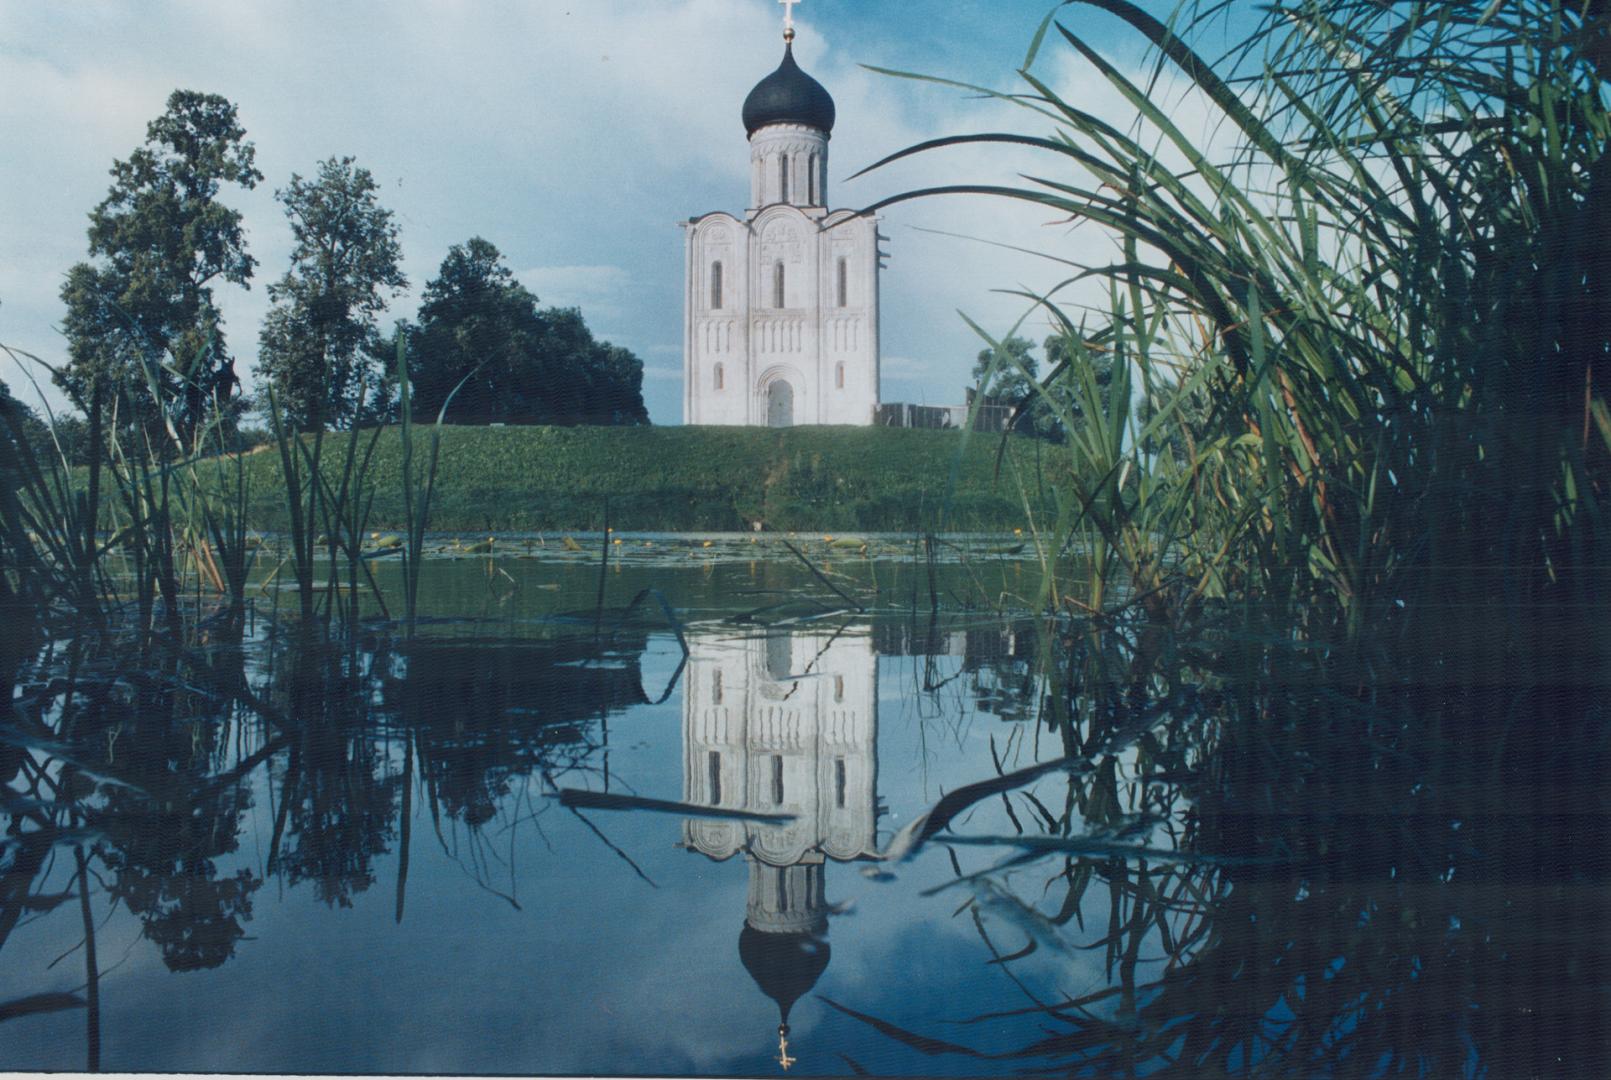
[738,925,831,1024]
[742,43,836,135]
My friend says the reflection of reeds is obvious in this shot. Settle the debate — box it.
[72,845,100,1073]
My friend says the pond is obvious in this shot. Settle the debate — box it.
[2,536,1604,1075]
[1,539,1088,1075]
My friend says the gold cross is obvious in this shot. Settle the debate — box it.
[779,0,801,35]
[777,1029,797,1071]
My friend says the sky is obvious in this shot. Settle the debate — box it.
[0,0,1256,425]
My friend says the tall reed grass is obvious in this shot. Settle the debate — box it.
[839,1,1610,1071]
[865,0,1607,672]
[0,330,453,649]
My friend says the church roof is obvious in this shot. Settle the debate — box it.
[738,924,831,1024]
[742,43,836,136]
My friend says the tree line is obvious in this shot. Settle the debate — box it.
[16,89,647,453]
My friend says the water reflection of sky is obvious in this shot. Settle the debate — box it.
[1,616,1122,1075]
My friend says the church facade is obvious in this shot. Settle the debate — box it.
[682,25,882,427]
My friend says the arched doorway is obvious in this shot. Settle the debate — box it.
[766,380,794,427]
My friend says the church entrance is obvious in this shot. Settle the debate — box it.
[766,380,794,427]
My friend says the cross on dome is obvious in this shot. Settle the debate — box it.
[779,0,801,41]
[777,1025,797,1070]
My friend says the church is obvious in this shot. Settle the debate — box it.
[682,8,883,427]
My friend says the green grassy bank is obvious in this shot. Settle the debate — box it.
[230,424,1066,532]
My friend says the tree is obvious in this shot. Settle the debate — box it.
[973,335,1060,437]
[255,157,406,431]
[1043,332,1114,421]
[407,238,648,426]
[56,90,261,447]
[972,336,1041,405]
[0,380,94,466]
[0,380,52,458]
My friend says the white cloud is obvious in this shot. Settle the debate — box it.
[0,2,1246,423]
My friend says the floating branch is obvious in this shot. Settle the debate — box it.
[553,788,797,823]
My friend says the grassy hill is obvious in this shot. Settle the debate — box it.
[231,424,1069,532]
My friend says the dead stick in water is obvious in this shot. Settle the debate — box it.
[781,539,865,613]
[592,497,610,640]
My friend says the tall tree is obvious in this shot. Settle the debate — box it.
[407,238,647,426]
[56,90,261,447]
[255,157,406,431]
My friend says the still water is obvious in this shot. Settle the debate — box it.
[2,540,1110,1075]
[7,536,1605,1075]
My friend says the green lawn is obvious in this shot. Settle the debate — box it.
[232,424,1069,532]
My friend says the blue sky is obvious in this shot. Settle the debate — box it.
[0,0,1251,424]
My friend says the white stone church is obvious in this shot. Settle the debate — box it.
[682,16,882,427]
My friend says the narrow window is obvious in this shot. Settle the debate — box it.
[837,257,848,307]
[834,674,844,702]
[779,155,790,204]
[808,153,818,204]
[834,757,847,808]
[771,754,785,805]
[835,362,845,390]
[710,260,723,309]
[707,751,722,806]
[714,362,724,390]
[776,866,789,912]
[767,632,792,680]
[773,261,785,308]
[712,667,724,703]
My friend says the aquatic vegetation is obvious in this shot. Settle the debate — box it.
[821,0,1611,1073]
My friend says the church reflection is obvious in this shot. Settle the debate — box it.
[680,627,878,1068]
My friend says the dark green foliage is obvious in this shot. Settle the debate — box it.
[0,388,97,469]
[1041,332,1111,420]
[972,335,1113,441]
[255,157,406,431]
[224,424,273,454]
[0,382,52,460]
[970,335,1041,425]
[406,237,648,426]
[55,90,260,446]
[838,0,1611,1074]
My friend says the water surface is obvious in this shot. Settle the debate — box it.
[3,542,1099,1075]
